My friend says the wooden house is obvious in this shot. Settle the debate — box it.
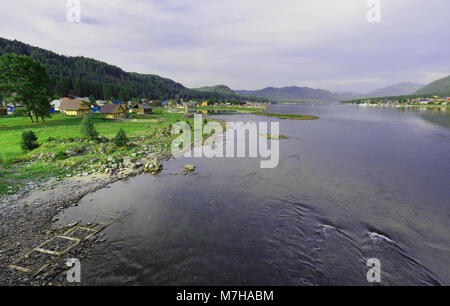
[132,104,153,115]
[59,99,92,116]
[100,104,128,119]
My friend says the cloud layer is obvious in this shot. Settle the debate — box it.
[1,0,449,92]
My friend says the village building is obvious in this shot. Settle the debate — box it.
[50,99,62,111]
[132,104,153,115]
[59,99,92,116]
[96,100,107,106]
[109,99,124,105]
[100,103,128,119]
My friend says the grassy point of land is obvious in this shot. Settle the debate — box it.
[194,106,319,120]
[252,111,319,120]
[0,109,219,198]
[0,105,316,198]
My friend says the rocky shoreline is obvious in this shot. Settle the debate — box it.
[0,148,173,285]
[0,126,226,285]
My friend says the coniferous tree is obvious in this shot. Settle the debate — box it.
[21,130,39,151]
[114,129,128,148]
[80,116,98,140]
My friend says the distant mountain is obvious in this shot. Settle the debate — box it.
[333,92,365,100]
[194,85,235,95]
[235,86,338,103]
[415,75,450,95]
[367,82,425,97]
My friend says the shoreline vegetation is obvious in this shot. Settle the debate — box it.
[0,106,316,199]
[189,106,320,120]
[0,105,317,285]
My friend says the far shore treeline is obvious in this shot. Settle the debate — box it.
[341,93,450,105]
[0,37,269,103]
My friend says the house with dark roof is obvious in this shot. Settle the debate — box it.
[100,104,128,119]
[132,104,153,115]
[59,99,92,116]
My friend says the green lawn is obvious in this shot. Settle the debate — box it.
[0,110,188,163]
[0,110,222,198]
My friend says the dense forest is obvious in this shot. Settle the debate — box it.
[0,37,264,102]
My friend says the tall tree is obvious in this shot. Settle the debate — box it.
[0,54,52,122]
[88,95,97,107]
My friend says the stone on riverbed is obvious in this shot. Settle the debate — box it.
[184,164,195,171]
[143,158,162,174]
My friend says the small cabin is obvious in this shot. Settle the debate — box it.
[132,104,153,115]
[59,99,92,116]
[100,104,128,119]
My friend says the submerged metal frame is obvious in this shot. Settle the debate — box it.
[8,222,110,276]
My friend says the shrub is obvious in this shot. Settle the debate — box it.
[55,151,67,160]
[80,116,98,140]
[20,130,39,151]
[12,108,28,117]
[114,129,128,148]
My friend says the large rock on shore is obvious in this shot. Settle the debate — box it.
[143,158,162,174]
[184,164,195,171]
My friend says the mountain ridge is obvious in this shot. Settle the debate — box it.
[415,75,450,95]
[367,82,425,97]
[235,86,339,103]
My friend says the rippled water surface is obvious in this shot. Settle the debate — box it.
[57,104,450,285]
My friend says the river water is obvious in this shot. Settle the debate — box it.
[57,104,450,285]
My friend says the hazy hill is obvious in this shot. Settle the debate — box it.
[235,86,338,103]
[367,82,424,97]
[415,75,450,95]
[194,85,235,95]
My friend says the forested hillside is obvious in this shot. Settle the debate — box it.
[0,37,185,100]
[415,75,450,95]
[235,86,338,103]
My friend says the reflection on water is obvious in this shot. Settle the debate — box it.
[57,104,450,285]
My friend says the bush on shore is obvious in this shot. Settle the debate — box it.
[114,129,128,148]
[21,130,39,151]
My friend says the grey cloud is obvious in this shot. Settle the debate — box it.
[0,0,448,92]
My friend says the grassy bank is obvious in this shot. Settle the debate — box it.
[0,106,317,198]
[0,110,216,198]
[252,112,319,120]
[0,109,182,163]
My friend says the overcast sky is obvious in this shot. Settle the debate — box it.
[0,0,449,92]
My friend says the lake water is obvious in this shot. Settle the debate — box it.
[57,104,450,285]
